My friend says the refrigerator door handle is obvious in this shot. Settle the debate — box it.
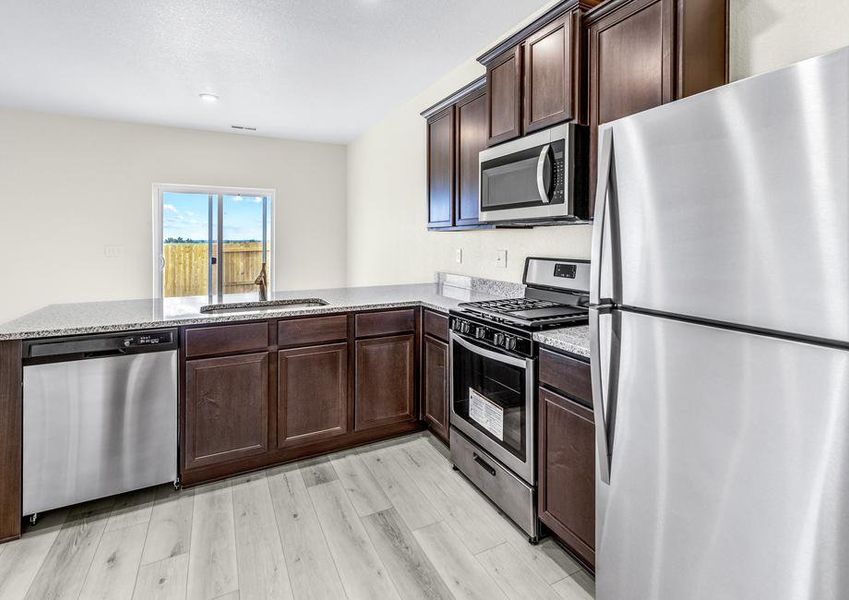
[590,305,620,484]
[590,126,618,306]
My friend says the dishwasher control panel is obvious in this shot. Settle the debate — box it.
[124,331,174,348]
[23,328,178,363]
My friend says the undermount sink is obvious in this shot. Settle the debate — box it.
[200,298,329,315]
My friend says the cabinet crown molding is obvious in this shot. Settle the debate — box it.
[476,0,601,66]
[421,76,486,120]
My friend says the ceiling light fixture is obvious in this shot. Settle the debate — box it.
[199,93,219,103]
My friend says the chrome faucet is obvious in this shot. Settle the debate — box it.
[255,263,268,301]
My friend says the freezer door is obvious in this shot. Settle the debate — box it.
[597,309,849,600]
[597,47,849,343]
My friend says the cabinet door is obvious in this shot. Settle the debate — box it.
[184,352,269,470]
[523,12,582,133]
[588,0,672,210]
[278,343,348,448]
[486,46,523,146]
[455,88,487,226]
[539,386,595,568]
[427,107,455,228]
[355,334,416,431]
[422,335,449,442]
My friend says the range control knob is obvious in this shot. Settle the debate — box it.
[122,338,132,348]
[460,321,471,335]
[493,332,505,346]
[452,319,463,332]
[474,327,487,340]
[503,336,517,351]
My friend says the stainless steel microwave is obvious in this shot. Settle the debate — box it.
[479,123,587,224]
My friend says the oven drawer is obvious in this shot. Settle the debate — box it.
[450,428,537,539]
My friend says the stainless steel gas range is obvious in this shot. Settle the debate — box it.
[448,257,589,543]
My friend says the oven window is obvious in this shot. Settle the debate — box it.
[453,340,527,461]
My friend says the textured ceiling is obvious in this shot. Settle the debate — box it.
[0,0,551,143]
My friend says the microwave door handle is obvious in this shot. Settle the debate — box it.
[536,144,552,203]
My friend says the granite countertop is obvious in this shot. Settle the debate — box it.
[533,325,591,359]
[0,282,512,341]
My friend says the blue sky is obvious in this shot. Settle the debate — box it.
[163,192,268,242]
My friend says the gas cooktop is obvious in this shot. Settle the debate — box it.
[457,296,588,329]
[454,258,591,331]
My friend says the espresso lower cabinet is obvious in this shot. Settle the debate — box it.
[422,335,450,442]
[355,334,417,431]
[538,348,595,570]
[180,310,423,486]
[539,386,596,568]
[278,343,348,448]
[184,352,270,471]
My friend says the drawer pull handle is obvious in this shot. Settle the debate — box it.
[473,453,496,477]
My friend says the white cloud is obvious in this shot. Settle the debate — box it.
[163,204,178,213]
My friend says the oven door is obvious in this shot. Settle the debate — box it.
[450,332,535,483]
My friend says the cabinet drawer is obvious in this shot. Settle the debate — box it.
[355,309,416,338]
[278,315,348,348]
[539,347,591,403]
[423,310,449,342]
[185,322,269,358]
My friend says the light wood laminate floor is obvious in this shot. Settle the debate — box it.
[0,433,595,600]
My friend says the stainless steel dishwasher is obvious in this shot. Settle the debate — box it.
[22,329,178,518]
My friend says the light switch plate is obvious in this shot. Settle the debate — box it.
[455,248,463,264]
[495,249,507,268]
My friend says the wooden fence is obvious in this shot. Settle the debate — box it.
[163,242,266,297]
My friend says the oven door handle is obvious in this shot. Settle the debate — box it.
[450,332,527,369]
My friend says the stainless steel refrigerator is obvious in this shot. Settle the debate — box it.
[589,46,849,600]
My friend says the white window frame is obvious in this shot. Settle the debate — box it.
[152,183,276,299]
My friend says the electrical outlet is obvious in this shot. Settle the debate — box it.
[455,248,463,264]
[495,249,507,268]
[104,245,124,258]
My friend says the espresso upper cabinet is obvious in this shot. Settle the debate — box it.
[423,78,488,230]
[455,88,488,227]
[427,106,455,228]
[586,0,728,208]
[523,13,583,133]
[486,47,523,146]
[478,1,599,146]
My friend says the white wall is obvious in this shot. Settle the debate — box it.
[0,108,347,322]
[346,0,849,287]
[346,4,593,288]
[730,0,849,80]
